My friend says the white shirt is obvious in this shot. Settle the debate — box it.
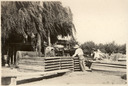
[94,51,102,59]
[73,48,84,57]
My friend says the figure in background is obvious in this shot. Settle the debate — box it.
[93,49,103,60]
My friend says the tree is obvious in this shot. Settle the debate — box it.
[1,1,76,55]
[97,43,106,53]
[1,1,76,66]
[118,44,126,54]
[81,41,96,56]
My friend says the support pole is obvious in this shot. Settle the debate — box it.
[48,31,51,46]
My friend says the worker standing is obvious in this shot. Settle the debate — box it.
[72,45,87,72]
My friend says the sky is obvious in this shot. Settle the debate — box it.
[61,0,128,45]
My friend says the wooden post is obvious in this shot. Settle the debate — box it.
[2,77,17,86]
[48,31,51,46]
[37,33,41,57]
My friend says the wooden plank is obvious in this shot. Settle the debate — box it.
[61,64,73,66]
[19,63,44,66]
[92,61,126,66]
[61,68,73,70]
[92,64,126,69]
[61,65,74,67]
[74,61,80,63]
[45,58,60,61]
[45,59,60,62]
[74,63,80,65]
[45,68,59,70]
[74,60,79,62]
[45,64,60,66]
[61,67,74,69]
[20,57,44,60]
[74,67,81,69]
[74,64,80,66]
[60,60,74,62]
[61,57,72,58]
[19,60,44,63]
[61,62,73,64]
[44,57,61,60]
[74,68,80,69]
[61,61,73,63]
[74,67,80,69]
[61,66,74,68]
[44,62,60,64]
[45,67,60,70]
[74,66,80,68]
[19,61,44,64]
[60,59,72,61]
[45,68,59,71]
[74,65,80,67]
[61,58,73,60]
[45,62,60,66]
[74,58,79,60]
[44,58,60,61]
[74,69,81,71]
[74,66,79,68]
[93,63,126,67]
[45,65,60,68]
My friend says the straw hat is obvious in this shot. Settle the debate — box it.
[74,45,79,48]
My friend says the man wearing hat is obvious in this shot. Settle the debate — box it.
[72,45,87,72]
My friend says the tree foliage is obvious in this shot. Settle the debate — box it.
[81,41,126,56]
[1,1,76,44]
[81,41,96,56]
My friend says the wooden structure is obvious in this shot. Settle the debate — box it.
[44,57,74,71]
[91,61,126,72]
[18,56,81,72]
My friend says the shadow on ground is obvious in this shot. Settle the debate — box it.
[17,72,65,85]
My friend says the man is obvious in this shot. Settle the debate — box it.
[93,49,103,60]
[72,45,88,72]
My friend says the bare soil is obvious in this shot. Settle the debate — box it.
[17,70,126,86]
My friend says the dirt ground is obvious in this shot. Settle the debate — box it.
[17,60,126,86]
[17,70,126,86]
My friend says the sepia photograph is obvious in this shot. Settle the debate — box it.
[1,0,127,86]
